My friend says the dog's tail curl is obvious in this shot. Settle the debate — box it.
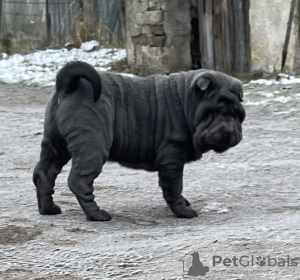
[56,61,102,102]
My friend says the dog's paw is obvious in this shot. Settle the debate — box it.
[87,209,112,221]
[170,204,198,218]
[39,203,61,215]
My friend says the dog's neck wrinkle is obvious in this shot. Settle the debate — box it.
[165,76,192,139]
[169,73,195,136]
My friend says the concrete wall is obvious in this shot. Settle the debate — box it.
[124,0,191,74]
[163,0,191,72]
[249,0,298,74]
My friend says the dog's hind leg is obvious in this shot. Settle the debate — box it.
[33,137,70,215]
[66,134,111,221]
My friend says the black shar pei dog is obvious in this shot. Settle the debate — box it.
[33,61,245,221]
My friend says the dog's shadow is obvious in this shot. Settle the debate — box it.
[111,213,160,227]
[58,184,205,226]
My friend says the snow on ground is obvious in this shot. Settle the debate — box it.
[0,40,126,87]
[1,40,300,90]
[248,76,300,86]
[0,42,300,279]
[0,81,300,279]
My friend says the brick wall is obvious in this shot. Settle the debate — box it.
[124,0,191,75]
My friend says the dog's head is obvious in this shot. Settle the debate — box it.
[190,70,245,154]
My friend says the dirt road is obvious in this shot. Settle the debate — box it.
[0,82,299,280]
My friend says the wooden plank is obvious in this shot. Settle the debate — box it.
[223,0,233,72]
[212,0,223,71]
[198,0,204,68]
[198,0,214,69]
[197,0,250,73]
[243,0,251,72]
[47,0,80,46]
[232,0,250,72]
[232,0,243,72]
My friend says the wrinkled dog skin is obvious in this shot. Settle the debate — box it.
[33,61,245,221]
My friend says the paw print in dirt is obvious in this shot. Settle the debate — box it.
[256,256,266,266]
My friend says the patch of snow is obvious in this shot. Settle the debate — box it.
[281,76,300,84]
[249,76,300,86]
[244,92,274,98]
[244,96,294,106]
[250,79,275,86]
[80,40,100,51]
[0,41,127,87]
[244,100,269,106]
[201,202,228,214]
[273,96,292,103]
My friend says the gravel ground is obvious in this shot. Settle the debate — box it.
[0,82,299,280]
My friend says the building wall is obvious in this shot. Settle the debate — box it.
[124,0,191,74]
[249,0,298,74]
[124,0,299,75]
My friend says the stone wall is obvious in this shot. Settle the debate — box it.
[124,0,191,75]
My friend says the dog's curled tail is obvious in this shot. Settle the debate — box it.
[56,61,102,102]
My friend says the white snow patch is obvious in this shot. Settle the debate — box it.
[201,202,228,214]
[0,41,127,87]
[80,40,100,51]
[249,76,300,86]
[273,96,292,103]
[244,91,274,98]
[244,100,269,106]
[250,79,275,86]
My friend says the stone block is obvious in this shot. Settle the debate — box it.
[153,36,165,47]
[146,46,164,57]
[136,13,144,25]
[141,25,153,34]
[148,1,162,11]
[140,2,149,12]
[144,11,163,25]
[148,1,156,9]
[147,35,155,47]
[153,25,164,35]
[132,35,147,46]
[129,23,141,37]
[141,24,164,35]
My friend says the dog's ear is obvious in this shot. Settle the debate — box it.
[190,71,217,92]
[198,77,211,90]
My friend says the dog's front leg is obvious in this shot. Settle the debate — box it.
[158,163,198,218]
